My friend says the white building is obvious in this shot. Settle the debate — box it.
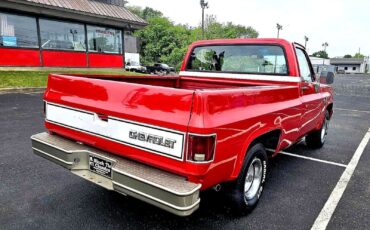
[330,57,369,74]
[310,57,331,66]
[309,57,335,73]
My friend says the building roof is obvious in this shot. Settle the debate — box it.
[309,56,331,66]
[1,0,147,29]
[330,58,366,65]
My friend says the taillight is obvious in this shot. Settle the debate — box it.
[187,134,216,162]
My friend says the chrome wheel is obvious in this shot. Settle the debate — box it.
[244,158,263,200]
[320,117,329,143]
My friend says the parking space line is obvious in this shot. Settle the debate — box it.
[279,151,348,168]
[267,148,348,168]
[335,108,370,114]
[311,128,370,230]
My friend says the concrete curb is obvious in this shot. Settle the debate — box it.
[0,87,46,95]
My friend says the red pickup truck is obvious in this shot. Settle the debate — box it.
[31,39,334,216]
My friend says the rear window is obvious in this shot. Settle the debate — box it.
[186,45,288,75]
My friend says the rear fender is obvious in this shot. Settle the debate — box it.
[230,127,282,179]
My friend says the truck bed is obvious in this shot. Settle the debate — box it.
[67,73,271,90]
[43,73,299,183]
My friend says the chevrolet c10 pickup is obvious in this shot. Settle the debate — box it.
[31,39,334,216]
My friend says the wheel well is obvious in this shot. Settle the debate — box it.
[327,103,334,119]
[248,130,282,155]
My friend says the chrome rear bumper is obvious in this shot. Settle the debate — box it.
[31,132,201,216]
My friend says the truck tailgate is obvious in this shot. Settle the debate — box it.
[44,74,195,164]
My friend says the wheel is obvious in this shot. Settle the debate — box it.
[306,110,330,149]
[229,143,268,214]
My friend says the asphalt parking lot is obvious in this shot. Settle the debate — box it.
[1,74,369,230]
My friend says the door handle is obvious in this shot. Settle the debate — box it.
[301,85,310,91]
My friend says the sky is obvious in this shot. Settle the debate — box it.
[128,0,369,57]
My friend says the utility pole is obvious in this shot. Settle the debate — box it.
[322,42,329,65]
[304,36,309,49]
[200,0,209,39]
[274,23,283,73]
[276,23,283,38]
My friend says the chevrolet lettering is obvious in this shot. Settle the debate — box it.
[129,130,177,149]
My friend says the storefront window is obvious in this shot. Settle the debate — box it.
[0,12,39,48]
[87,26,122,54]
[40,19,86,51]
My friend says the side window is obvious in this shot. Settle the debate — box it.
[296,48,313,82]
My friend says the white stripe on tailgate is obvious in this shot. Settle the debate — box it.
[45,103,185,160]
[179,71,301,83]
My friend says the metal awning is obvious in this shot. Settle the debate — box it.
[0,0,147,29]
[330,58,365,65]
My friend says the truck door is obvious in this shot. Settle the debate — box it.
[295,48,324,136]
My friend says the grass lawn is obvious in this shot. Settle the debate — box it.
[0,68,143,89]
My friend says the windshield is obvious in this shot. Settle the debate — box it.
[186,45,288,75]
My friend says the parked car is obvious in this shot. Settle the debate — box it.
[146,63,175,74]
[31,38,334,217]
[337,69,345,74]
[125,62,147,73]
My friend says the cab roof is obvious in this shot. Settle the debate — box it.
[190,38,293,47]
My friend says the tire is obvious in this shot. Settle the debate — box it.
[306,110,330,149]
[229,143,268,214]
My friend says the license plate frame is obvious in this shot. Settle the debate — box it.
[89,155,113,178]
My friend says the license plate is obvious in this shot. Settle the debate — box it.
[89,155,112,178]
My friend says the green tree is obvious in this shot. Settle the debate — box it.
[130,7,259,70]
[354,53,365,58]
[343,54,352,58]
[312,50,329,59]
[205,15,258,39]
[127,6,142,18]
[127,6,162,20]
[142,7,163,20]
[135,17,191,68]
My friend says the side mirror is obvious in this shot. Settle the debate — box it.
[319,71,335,84]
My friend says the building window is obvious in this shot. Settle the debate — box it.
[87,25,122,54]
[0,12,39,48]
[353,67,356,71]
[345,67,348,70]
[40,19,86,51]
